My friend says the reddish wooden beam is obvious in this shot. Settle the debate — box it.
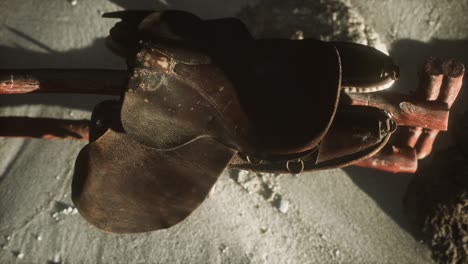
[1,69,453,131]
[353,145,418,173]
[0,69,126,95]
[354,58,464,172]
[417,56,444,101]
[414,58,464,159]
[439,58,465,108]
[343,92,449,131]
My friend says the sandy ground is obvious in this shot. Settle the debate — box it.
[0,0,467,263]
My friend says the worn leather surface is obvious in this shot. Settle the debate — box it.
[72,128,236,233]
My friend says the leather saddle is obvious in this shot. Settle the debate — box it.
[72,10,398,233]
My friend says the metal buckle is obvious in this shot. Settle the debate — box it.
[286,159,304,174]
[386,118,397,134]
[246,155,263,165]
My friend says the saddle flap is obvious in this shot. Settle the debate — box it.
[316,106,395,164]
[72,129,236,233]
[121,39,255,152]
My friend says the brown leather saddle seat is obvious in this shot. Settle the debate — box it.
[121,38,342,161]
[72,10,398,233]
[107,10,342,161]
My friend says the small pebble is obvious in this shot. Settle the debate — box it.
[69,0,77,6]
[64,207,73,214]
[50,253,61,264]
[277,199,290,213]
[218,244,228,253]
[52,212,60,221]
[15,251,24,259]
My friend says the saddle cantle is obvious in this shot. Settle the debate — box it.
[72,10,398,233]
